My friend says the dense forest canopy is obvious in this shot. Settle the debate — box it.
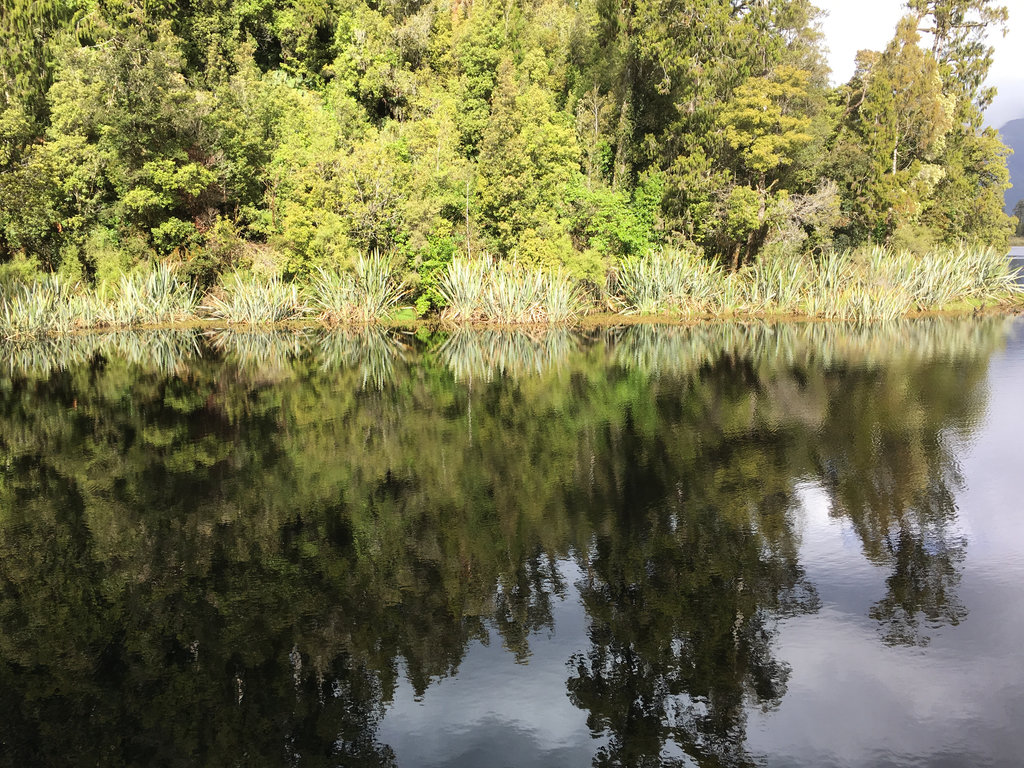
[0,0,1016,301]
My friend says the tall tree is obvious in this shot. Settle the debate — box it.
[906,0,1014,246]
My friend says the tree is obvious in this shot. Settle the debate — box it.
[905,0,1015,246]
[830,17,952,245]
[714,65,818,266]
[907,0,1009,116]
[477,57,581,268]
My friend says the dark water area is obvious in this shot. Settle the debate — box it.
[2,320,1023,767]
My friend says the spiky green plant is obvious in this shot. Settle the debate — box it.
[742,256,809,314]
[541,270,589,322]
[352,251,407,321]
[615,248,728,316]
[438,258,489,321]
[0,275,76,339]
[481,267,546,323]
[85,264,199,328]
[203,272,305,324]
[615,252,679,315]
[308,267,358,323]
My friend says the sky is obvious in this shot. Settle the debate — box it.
[814,0,1024,129]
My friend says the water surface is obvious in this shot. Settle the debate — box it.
[1010,245,1024,283]
[1,319,1023,767]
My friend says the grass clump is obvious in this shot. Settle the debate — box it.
[437,257,588,324]
[612,243,1021,323]
[308,252,407,323]
[0,243,1019,334]
[437,258,488,321]
[0,275,76,339]
[204,272,305,325]
[351,251,407,321]
[615,248,727,316]
[82,264,199,328]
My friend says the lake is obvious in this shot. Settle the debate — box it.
[2,319,1023,767]
[1011,246,1024,284]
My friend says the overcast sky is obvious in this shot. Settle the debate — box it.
[814,0,1024,129]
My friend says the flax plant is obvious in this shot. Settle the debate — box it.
[84,264,199,328]
[308,253,406,323]
[0,275,75,339]
[352,251,407,321]
[438,258,488,321]
[482,267,546,323]
[308,267,358,323]
[204,272,305,324]
[438,258,587,324]
[616,248,728,316]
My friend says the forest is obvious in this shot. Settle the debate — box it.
[0,0,1019,321]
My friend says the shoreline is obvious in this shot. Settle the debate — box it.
[2,300,1021,342]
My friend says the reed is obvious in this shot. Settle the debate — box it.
[741,256,809,314]
[308,267,358,323]
[0,275,76,339]
[616,248,728,316]
[80,264,198,328]
[307,252,406,323]
[541,270,588,323]
[352,251,407,321]
[0,244,1018,334]
[614,244,1020,323]
[481,267,546,323]
[437,258,588,324]
[437,258,488,321]
[203,272,305,324]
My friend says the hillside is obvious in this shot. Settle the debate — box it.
[1002,118,1024,214]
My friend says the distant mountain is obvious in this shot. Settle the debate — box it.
[1001,118,1024,215]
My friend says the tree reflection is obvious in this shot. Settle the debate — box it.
[814,350,981,646]
[565,357,820,768]
[0,317,1009,766]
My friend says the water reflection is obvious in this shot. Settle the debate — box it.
[0,318,1013,766]
[437,328,579,382]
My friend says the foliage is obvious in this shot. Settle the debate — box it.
[611,244,1020,322]
[0,318,1006,764]
[309,251,407,323]
[84,263,199,327]
[435,257,588,324]
[203,271,305,324]
[0,274,75,339]
[0,0,1015,311]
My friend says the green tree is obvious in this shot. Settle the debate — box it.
[907,0,1014,247]
[831,17,952,245]
[477,57,581,267]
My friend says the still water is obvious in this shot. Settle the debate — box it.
[1010,246,1024,284]
[1,319,1023,767]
